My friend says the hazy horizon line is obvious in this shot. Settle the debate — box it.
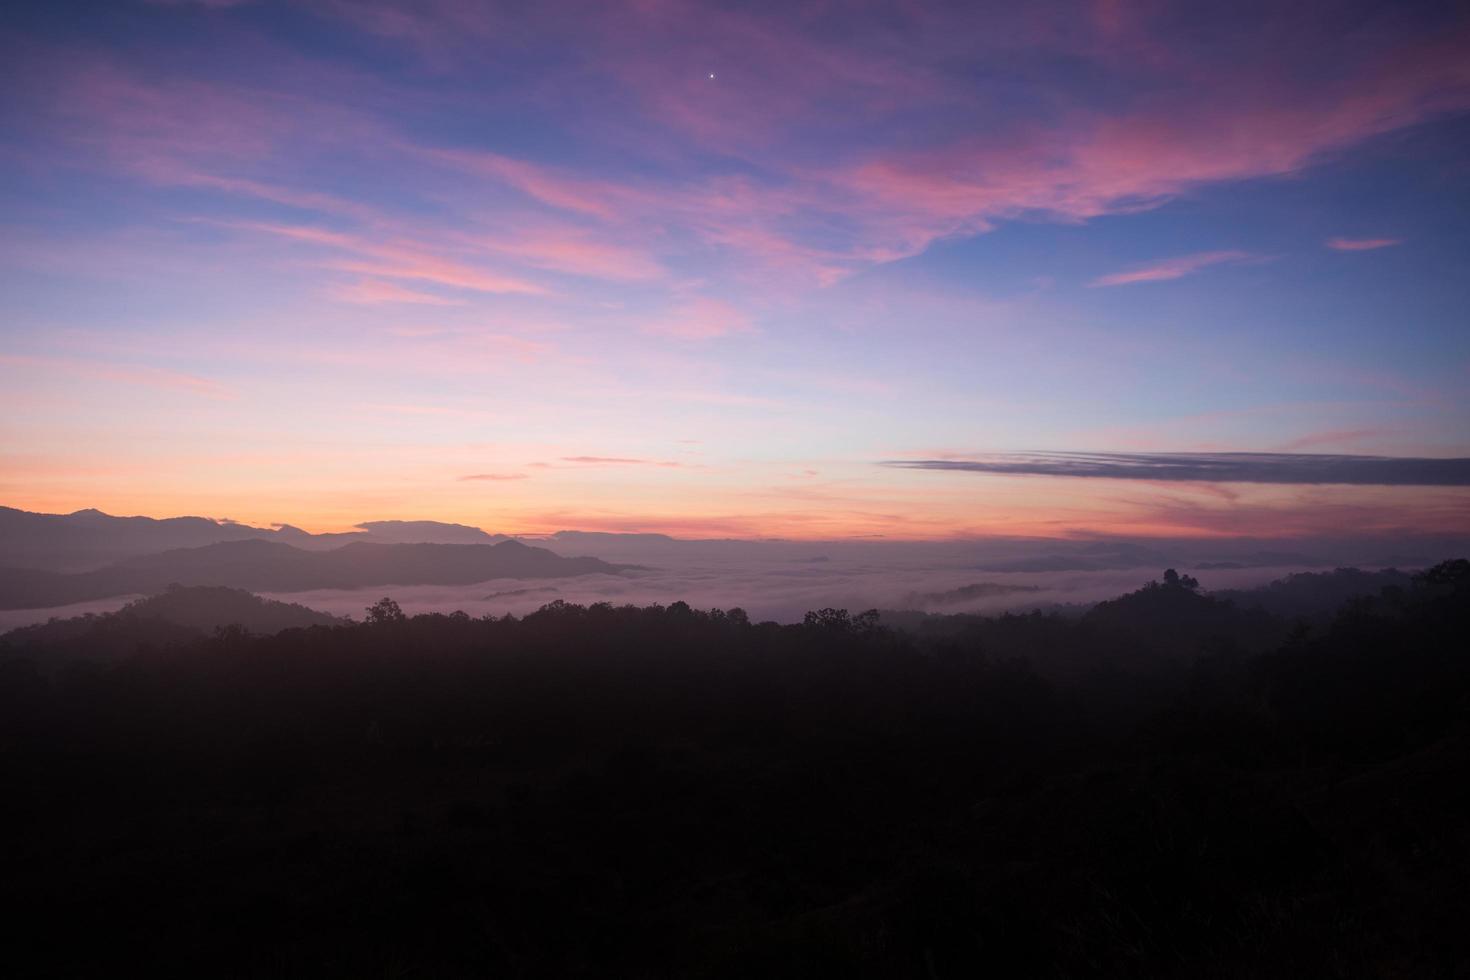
[6,501,1470,549]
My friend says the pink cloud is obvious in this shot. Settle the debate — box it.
[468,232,665,281]
[458,472,528,481]
[1275,428,1393,452]
[406,16,1461,289]
[1105,488,1470,539]
[559,456,687,468]
[642,298,753,340]
[331,255,544,295]
[1090,250,1254,287]
[16,2,1470,335]
[43,9,1469,297]
[176,173,382,223]
[562,456,649,464]
[813,27,1470,269]
[237,222,548,295]
[432,149,623,219]
[1326,237,1403,251]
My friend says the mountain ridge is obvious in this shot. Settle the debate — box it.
[0,506,510,571]
[0,538,629,609]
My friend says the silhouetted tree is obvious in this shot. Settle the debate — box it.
[1162,568,1200,591]
[1415,558,1470,591]
[804,607,852,631]
[365,596,406,625]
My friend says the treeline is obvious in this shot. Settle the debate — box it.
[1,562,1467,977]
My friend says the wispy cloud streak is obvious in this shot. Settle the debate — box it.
[238,222,548,295]
[1091,251,1253,287]
[1326,237,1403,251]
[560,456,685,467]
[885,452,1470,487]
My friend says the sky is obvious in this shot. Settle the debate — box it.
[2,0,1468,540]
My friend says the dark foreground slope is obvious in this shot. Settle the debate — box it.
[0,539,628,608]
[1,563,1466,978]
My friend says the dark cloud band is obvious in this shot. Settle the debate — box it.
[883,452,1470,487]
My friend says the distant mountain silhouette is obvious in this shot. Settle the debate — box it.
[354,520,509,545]
[0,539,628,609]
[0,505,274,571]
[0,506,514,571]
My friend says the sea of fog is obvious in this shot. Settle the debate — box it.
[0,560,1338,634]
[254,561,1337,624]
[10,524,1456,633]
